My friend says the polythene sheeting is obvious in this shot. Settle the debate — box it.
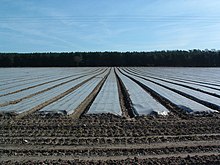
[88,69,122,116]
[117,69,169,116]
[123,69,217,113]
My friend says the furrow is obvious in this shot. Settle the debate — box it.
[16,72,106,119]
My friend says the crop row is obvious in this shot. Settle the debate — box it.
[1,135,220,146]
[1,154,220,165]
[1,67,220,118]
[1,145,219,157]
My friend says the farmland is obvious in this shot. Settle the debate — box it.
[0,67,220,164]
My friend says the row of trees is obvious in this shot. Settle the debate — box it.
[0,50,220,67]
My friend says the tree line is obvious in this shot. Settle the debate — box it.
[0,49,220,67]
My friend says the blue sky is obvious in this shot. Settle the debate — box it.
[0,0,220,52]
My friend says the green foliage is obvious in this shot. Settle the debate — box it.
[0,50,220,67]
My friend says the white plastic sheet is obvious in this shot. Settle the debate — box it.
[123,69,218,113]
[117,69,169,116]
[87,69,122,116]
[0,69,106,114]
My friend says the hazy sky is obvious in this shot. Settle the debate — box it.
[0,0,220,52]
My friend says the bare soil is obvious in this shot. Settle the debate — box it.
[0,68,220,164]
[0,114,220,164]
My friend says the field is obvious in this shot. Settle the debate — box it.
[0,67,220,164]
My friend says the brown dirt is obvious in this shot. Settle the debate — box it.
[0,114,220,164]
[1,68,220,164]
